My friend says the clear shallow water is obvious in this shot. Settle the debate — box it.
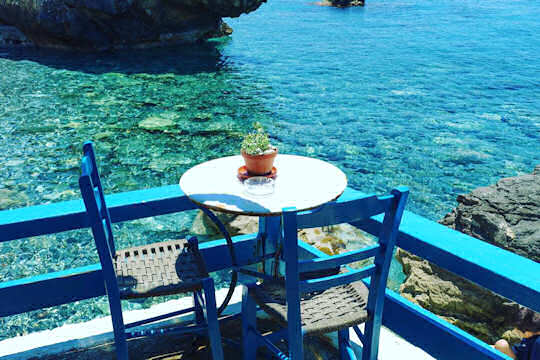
[0,0,539,339]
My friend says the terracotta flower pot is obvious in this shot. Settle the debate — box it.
[241,148,278,175]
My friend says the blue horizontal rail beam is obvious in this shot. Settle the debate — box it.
[0,236,258,317]
[359,212,540,313]
[0,185,196,242]
[0,264,104,317]
[0,186,366,243]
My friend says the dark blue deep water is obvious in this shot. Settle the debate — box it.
[0,0,538,339]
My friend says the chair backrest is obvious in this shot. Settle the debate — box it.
[79,141,117,278]
[281,186,408,326]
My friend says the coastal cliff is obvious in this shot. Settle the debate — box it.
[397,166,540,344]
[0,0,264,50]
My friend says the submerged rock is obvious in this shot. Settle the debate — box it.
[0,0,266,50]
[138,114,176,131]
[397,166,540,344]
[191,211,259,239]
[298,224,372,256]
[0,188,29,210]
[191,210,372,255]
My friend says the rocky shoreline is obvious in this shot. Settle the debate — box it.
[397,166,540,344]
[0,0,262,50]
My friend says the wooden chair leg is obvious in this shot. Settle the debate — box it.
[338,329,357,360]
[202,278,224,360]
[242,285,257,360]
[107,293,129,360]
[362,318,382,360]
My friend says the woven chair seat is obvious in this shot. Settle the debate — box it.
[250,279,369,335]
[114,239,207,299]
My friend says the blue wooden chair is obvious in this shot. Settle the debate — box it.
[78,141,224,360]
[241,187,408,360]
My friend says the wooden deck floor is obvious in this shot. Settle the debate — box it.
[33,318,338,360]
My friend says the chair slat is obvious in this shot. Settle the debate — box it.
[298,244,380,273]
[299,264,376,294]
[296,195,393,229]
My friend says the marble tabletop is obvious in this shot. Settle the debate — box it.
[179,154,347,216]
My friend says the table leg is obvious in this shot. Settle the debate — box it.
[196,207,283,315]
[258,216,282,277]
[195,205,238,316]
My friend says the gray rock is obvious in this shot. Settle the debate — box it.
[0,25,31,46]
[441,165,540,261]
[0,0,266,50]
[397,166,540,344]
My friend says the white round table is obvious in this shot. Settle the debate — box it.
[180,154,347,217]
[180,154,347,314]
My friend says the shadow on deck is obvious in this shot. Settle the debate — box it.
[33,318,336,360]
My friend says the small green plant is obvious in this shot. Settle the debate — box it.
[241,122,274,155]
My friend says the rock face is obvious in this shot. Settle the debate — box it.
[397,166,540,344]
[440,166,540,261]
[0,0,266,50]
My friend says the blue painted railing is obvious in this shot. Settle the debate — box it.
[1,185,539,360]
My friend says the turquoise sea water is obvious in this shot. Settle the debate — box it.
[0,0,539,339]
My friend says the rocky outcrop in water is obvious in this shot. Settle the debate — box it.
[440,166,540,261]
[315,0,364,8]
[397,166,540,344]
[329,0,364,7]
[0,0,263,50]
